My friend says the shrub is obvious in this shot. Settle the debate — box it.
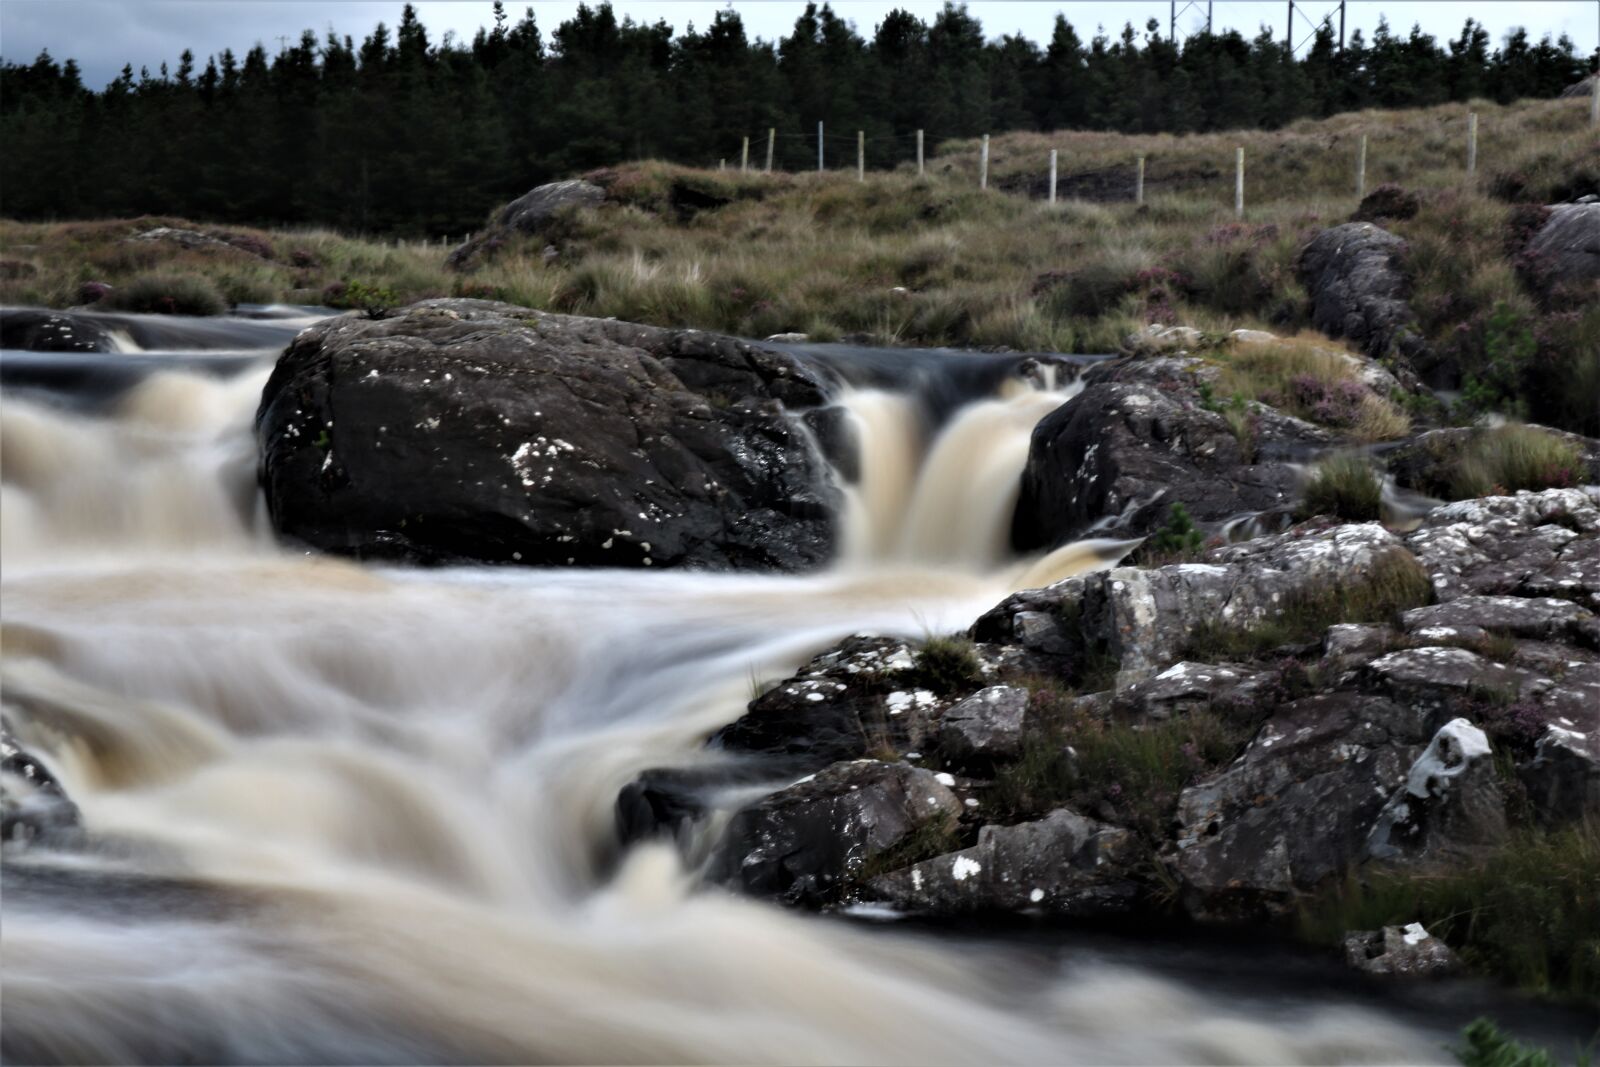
[326,279,401,318]
[1452,1019,1562,1067]
[101,272,227,316]
[1137,501,1206,564]
[1449,425,1585,500]
[1298,453,1383,521]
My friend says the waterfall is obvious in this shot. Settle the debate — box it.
[0,320,1451,1065]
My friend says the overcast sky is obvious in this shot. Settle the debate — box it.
[3,0,1596,90]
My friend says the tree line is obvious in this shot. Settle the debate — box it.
[2,2,1593,235]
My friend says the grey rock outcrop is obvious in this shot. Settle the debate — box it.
[1524,202,1600,289]
[446,180,606,270]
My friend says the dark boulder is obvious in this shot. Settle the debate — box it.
[936,685,1029,767]
[705,760,961,907]
[1404,488,1600,607]
[256,300,842,571]
[446,180,605,270]
[1011,377,1300,548]
[1521,703,1600,826]
[1,725,82,845]
[1,309,119,353]
[867,808,1141,916]
[1297,222,1423,362]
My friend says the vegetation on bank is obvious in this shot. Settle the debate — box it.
[4,95,1593,432]
[1302,821,1600,1004]
[2,1,1593,233]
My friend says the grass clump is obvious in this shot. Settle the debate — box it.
[101,272,227,316]
[1449,425,1586,500]
[1300,821,1600,1003]
[1215,337,1409,442]
[895,635,983,696]
[989,684,1261,843]
[1185,548,1432,660]
[1298,453,1384,522]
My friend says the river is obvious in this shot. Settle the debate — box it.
[0,308,1573,1064]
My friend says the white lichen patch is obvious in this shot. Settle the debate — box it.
[951,856,982,881]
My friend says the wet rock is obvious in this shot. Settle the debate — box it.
[867,808,1140,916]
[1173,692,1428,919]
[705,760,961,907]
[1343,923,1462,978]
[446,180,605,270]
[1322,623,1403,672]
[1011,377,1302,548]
[1366,718,1507,863]
[1521,703,1600,826]
[1524,202,1600,289]
[710,637,936,773]
[1297,222,1423,361]
[0,309,118,353]
[937,686,1029,766]
[1,726,81,845]
[256,300,841,571]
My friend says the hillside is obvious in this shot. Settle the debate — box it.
[3,94,1596,435]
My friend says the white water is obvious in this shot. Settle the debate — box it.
[0,331,1445,1064]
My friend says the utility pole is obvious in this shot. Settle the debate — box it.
[1286,1,1294,53]
[1170,0,1176,41]
[1339,0,1346,53]
[1208,1,1213,34]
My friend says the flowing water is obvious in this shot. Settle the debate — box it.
[0,310,1556,1064]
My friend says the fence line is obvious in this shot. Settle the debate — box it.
[713,94,1587,214]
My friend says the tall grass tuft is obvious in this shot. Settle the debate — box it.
[1299,453,1384,521]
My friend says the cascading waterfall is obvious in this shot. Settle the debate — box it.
[0,317,1453,1065]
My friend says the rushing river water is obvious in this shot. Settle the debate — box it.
[0,308,1578,1064]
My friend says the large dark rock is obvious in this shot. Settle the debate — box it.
[1,724,81,845]
[1350,185,1420,224]
[1524,202,1600,290]
[256,300,842,571]
[1522,703,1600,826]
[446,180,605,270]
[1,309,119,353]
[1297,222,1423,361]
[705,760,961,907]
[867,808,1141,916]
[1010,376,1300,549]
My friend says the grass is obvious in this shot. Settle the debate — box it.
[100,272,227,316]
[988,681,1263,844]
[1448,425,1587,500]
[1185,548,1432,660]
[1299,821,1600,1004]
[1452,1018,1591,1067]
[1211,335,1411,442]
[1133,501,1207,566]
[1298,453,1384,522]
[894,635,983,696]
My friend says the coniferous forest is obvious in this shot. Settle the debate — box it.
[1,1,1594,235]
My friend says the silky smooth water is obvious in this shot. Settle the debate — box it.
[0,316,1465,1064]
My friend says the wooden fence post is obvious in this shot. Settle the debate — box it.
[916,129,925,176]
[719,159,726,172]
[766,128,775,173]
[1466,112,1478,178]
[980,134,990,190]
[817,121,824,172]
[1136,154,1146,205]
[1234,146,1244,219]
[1591,80,1599,127]
[741,136,750,173]
[857,130,865,182]
[1356,133,1368,200]
[1048,149,1058,205]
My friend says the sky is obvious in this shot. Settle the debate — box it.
[3,0,1596,90]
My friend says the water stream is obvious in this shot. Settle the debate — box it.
[0,310,1558,1064]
